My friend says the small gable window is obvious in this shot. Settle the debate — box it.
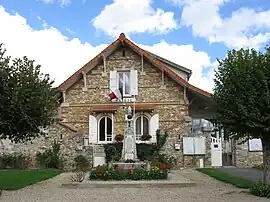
[122,49,126,57]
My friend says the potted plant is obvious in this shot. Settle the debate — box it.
[140,134,152,141]
[114,134,124,142]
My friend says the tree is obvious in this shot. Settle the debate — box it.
[0,43,60,143]
[213,46,270,184]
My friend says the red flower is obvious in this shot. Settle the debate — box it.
[160,164,168,169]
[127,168,133,173]
[115,167,121,172]
[98,167,103,172]
[98,173,102,177]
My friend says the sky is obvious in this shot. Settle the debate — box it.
[0,0,270,93]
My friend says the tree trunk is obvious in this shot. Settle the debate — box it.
[261,138,270,185]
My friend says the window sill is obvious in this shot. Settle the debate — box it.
[122,95,133,98]
[97,141,113,144]
[136,140,155,144]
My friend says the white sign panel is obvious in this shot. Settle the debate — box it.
[248,138,262,152]
[194,136,206,154]
[183,137,194,155]
[183,136,206,155]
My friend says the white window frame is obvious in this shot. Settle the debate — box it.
[98,116,113,143]
[134,113,151,143]
[117,70,131,97]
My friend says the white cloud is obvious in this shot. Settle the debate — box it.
[0,6,107,86]
[92,0,178,37]
[168,0,270,49]
[0,6,214,92]
[39,0,71,7]
[140,41,214,92]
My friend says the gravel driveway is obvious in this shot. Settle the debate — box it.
[1,169,270,202]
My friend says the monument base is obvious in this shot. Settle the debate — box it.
[111,162,150,170]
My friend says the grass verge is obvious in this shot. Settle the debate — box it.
[196,168,255,189]
[0,169,63,190]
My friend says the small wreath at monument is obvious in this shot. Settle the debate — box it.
[125,159,135,163]
[114,134,124,142]
[140,134,152,141]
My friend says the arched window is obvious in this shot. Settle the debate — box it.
[135,115,149,141]
[98,116,112,142]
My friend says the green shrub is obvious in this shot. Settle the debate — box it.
[103,130,169,163]
[152,153,177,169]
[253,164,264,171]
[36,140,64,169]
[73,155,90,171]
[136,143,156,161]
[103,143,122,163]
[0,153,30,169]
[155,130,168,150]
[250,182,270,198]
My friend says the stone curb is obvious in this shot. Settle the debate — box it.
[61,180,196,189]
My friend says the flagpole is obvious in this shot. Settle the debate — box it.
[133,91,136,140]
[133,94,135,119]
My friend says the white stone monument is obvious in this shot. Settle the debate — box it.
[121,106,139,161]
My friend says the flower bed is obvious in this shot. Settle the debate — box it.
[89,164,169,181]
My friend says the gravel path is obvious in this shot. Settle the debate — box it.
[1,169,270,202]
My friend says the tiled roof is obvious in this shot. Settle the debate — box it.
[58,33,212,98]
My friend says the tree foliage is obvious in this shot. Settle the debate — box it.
[213,47,270,140]
[0,43,59,143]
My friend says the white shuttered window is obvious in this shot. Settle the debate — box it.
[110,70,138,97]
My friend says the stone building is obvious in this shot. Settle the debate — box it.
[0,33,263,170]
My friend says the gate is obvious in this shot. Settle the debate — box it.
[211,137,222,167]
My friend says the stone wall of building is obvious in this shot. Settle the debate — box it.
[0,122,92,170]
[234,140,263,167]
[62,46,191,168]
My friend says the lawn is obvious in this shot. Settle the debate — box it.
[196,168,256,189]
[0,169,63,190]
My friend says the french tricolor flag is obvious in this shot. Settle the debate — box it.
[108,88,123,101]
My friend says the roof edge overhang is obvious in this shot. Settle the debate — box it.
[145,50,192,79]
[58,37,122,91]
